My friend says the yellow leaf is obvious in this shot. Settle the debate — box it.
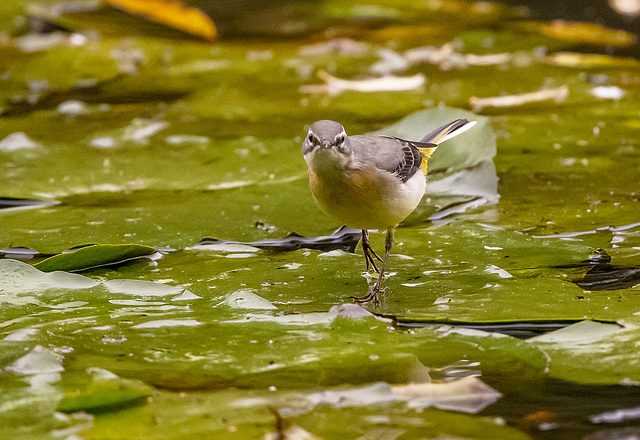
[544,52,640,69]
[104,0,216,41]
[541,20,637,47]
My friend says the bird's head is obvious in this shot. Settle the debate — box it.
[302,120,352,164]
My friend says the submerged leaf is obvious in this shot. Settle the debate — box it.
[34,244,157,272]
[573,264,640,291]
[551,248,640,291]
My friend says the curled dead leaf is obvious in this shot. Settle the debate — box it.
[470,86,569,113]
[300,71,426,95]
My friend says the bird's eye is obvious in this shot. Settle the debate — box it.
[336,135,345,144]
[307,133,315,143]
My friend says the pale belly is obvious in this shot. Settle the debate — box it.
[309,167,426,230]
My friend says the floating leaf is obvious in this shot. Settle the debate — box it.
[544,52,640,69]
[300,71,426,95]
[373,108,498,221]
[58,368,152,413]
[0,132,40,151]
[0,258,99,293]
[5,345,64,376]
[527,320,640,384]
[224,289,278,309]
[392,376,502,413]
[2,0,640,437]
[470,86,569,113]
[34,244,157,272]
[5,345,65,388]
[263,425,321,440]
[307,376,501,414]
[540,20,637,47]
[373,106,496,188]
[103,278,184,297]
[104,0,217,41]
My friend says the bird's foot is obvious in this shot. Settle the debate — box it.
[349,284,385,306]
[361,232,383,273]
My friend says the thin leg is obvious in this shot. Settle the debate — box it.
[350,228,394,305]
[361,229,382,273]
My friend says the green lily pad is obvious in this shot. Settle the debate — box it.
[374,106,496,174]
[528,319,640,385]
[34,244,157,272]
[58,368,153,414]
[2,0,640,438]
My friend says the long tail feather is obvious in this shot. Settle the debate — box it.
[419,119,476,144]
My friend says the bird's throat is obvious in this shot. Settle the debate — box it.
[309,147,349,174]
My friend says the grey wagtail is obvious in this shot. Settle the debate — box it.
[302,118,476,305]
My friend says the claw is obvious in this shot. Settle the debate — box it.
[350,228,394,306]
[349,284,384,306]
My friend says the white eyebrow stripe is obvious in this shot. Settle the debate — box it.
[333,130,347,141]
